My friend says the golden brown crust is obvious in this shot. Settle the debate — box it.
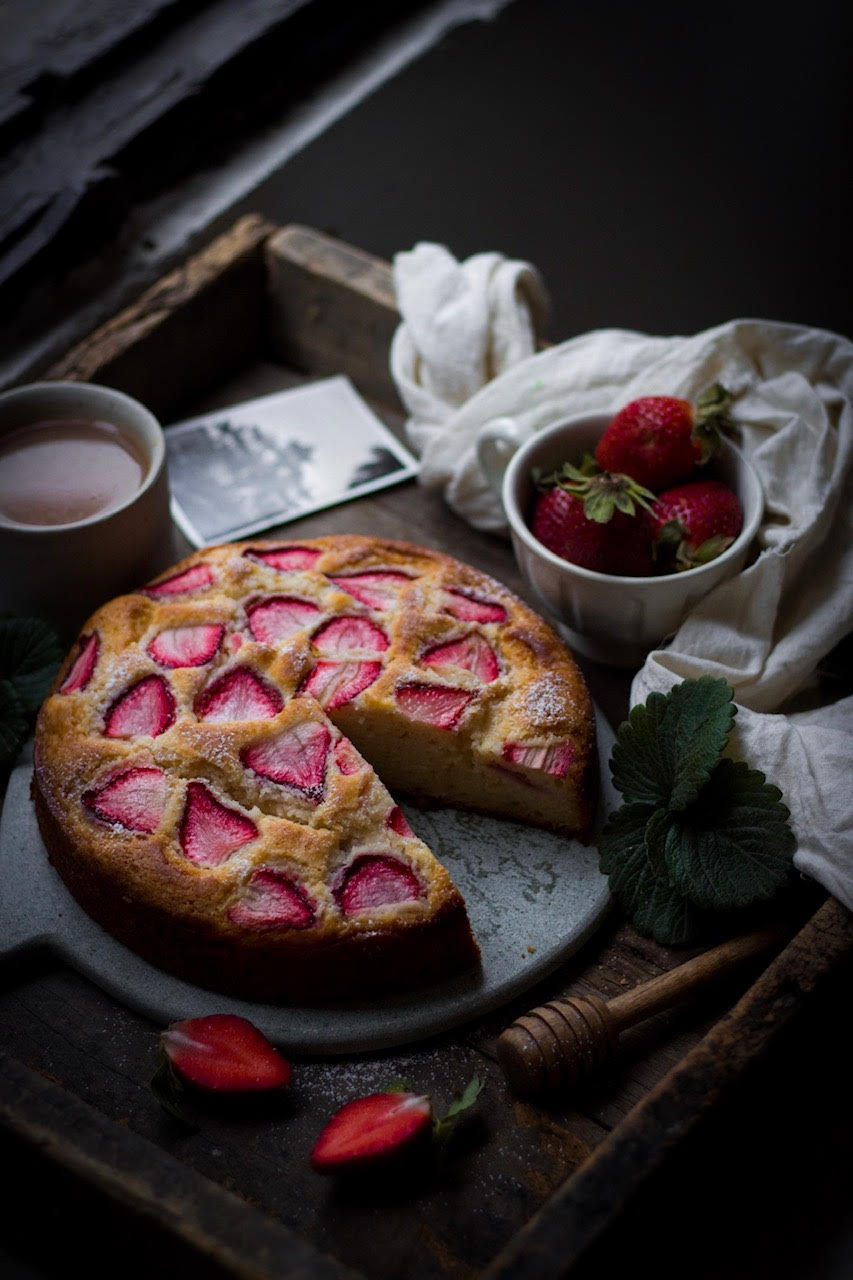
[33,535,595,1003]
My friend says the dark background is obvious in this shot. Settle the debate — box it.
[2,1,853,1276]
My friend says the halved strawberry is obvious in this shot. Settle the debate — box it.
[104,674,176,738]
[394,681,473,729]
[144,563,215,596]
[228,868,316,930]
[300,660,381,709]
[60,632,99,693]
[328,570,411,611]
[335,853,423,914]
[244,545,322,572]
[178,782,257,867]
[386,805,414,837]
[161,1014,291,1091]
[442,588,507,624]
[421,633,499,683]
[312,616,389,654]
[195,667,283,722]
[246,596,321,645]
[502,741,576,777]
[83,766,168,833]
[148,624,225,669]
[241,721,331,801]
[310,1090,432,1172]
[333,737,363,776]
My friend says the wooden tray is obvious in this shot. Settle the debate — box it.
[2,215,851,1280]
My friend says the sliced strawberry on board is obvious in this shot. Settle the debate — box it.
[335,853,423,915]
[328,570,411,611]
[386,805,414,837]
[161,1014,291,1091]
[60,632,99,693]
[422,633,499,683]
[333,737,363,776]
[195,667,283,722]
[228,868,316,930]
[311,1091,432,1172]
[246,596,321,644]
[442,588,507,624]
[312,616,389,654]
[502,741,576,778]
[148,624,225,669]
[143,563,215,597]
[104,674,176,738]
[300,660,382,709]
[244,545,322,572]
[83,766,168,833]
[242,720,331,802]
[178,781,257,867]
[394,681,473,729]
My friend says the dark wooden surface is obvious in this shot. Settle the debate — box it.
[2,220,852,1279]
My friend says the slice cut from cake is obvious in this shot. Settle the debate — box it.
[33,535,596,1004]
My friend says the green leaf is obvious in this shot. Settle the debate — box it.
[610,677,736,811]
[598,803,708,945]
[0,616,64,713]
[662,758,796,912]
[432,1076,482,1148]
[149,1059,200,1130]
[0,679,28,769]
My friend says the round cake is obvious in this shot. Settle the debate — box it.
[33,536,596,1003]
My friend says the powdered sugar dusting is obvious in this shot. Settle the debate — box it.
[524,676,569,727]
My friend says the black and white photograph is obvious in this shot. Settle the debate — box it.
[165,376,419,546]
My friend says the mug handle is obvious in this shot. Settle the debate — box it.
[476,417,534,495]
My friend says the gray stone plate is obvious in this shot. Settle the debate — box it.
[0,717,615,1055]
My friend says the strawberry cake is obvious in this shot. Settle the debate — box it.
[33,536,596,1003]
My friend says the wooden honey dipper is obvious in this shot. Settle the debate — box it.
[497,927,787,1095]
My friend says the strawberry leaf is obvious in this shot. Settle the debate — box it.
[0,616,64,713]
[0,679,28,768]
[660,759,796,911]
[149,1060,200,1130]
[432,1076,482,1148]
[610,677,736,811]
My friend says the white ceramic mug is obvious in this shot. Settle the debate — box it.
[0,381,176,636]
[477,412,764,667]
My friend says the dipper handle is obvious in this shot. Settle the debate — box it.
[497,927,785,1095]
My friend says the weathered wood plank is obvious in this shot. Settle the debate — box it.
[46,214,276,420]
[266,224,402,408]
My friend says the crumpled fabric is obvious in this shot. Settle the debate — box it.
[390,243,853,913]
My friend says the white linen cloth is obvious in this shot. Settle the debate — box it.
[390,242,853,912]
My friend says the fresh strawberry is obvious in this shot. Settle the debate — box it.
[312,616,389,654]
[241,721,331,801]
[195,667,283,722]
[422,633,499,683]
[246,596,320,644]
[104,674,176,738]
[652,478,744,571]
[300,660,382,709]
[386,805,414,836]
[502,741,576,777]
[60,632,99,693]
[594,384,733,490]
[311,1090,432,1172]
[244,545,321,572]
[144,563,215,596]
[335,853,422,914]
[178,781,257,867]
[311,1076,482,1174]
[394,681,473,729]
[328,570,412,611]
[228,868,316,930]
[530,469,656,577]
[161,1014,291,1091]
[148,624,225,669]
[83,766,168,833]
[442,588,507,624]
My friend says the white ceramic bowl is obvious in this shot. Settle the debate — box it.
[478,413,764,668]
[0,381,176,636]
